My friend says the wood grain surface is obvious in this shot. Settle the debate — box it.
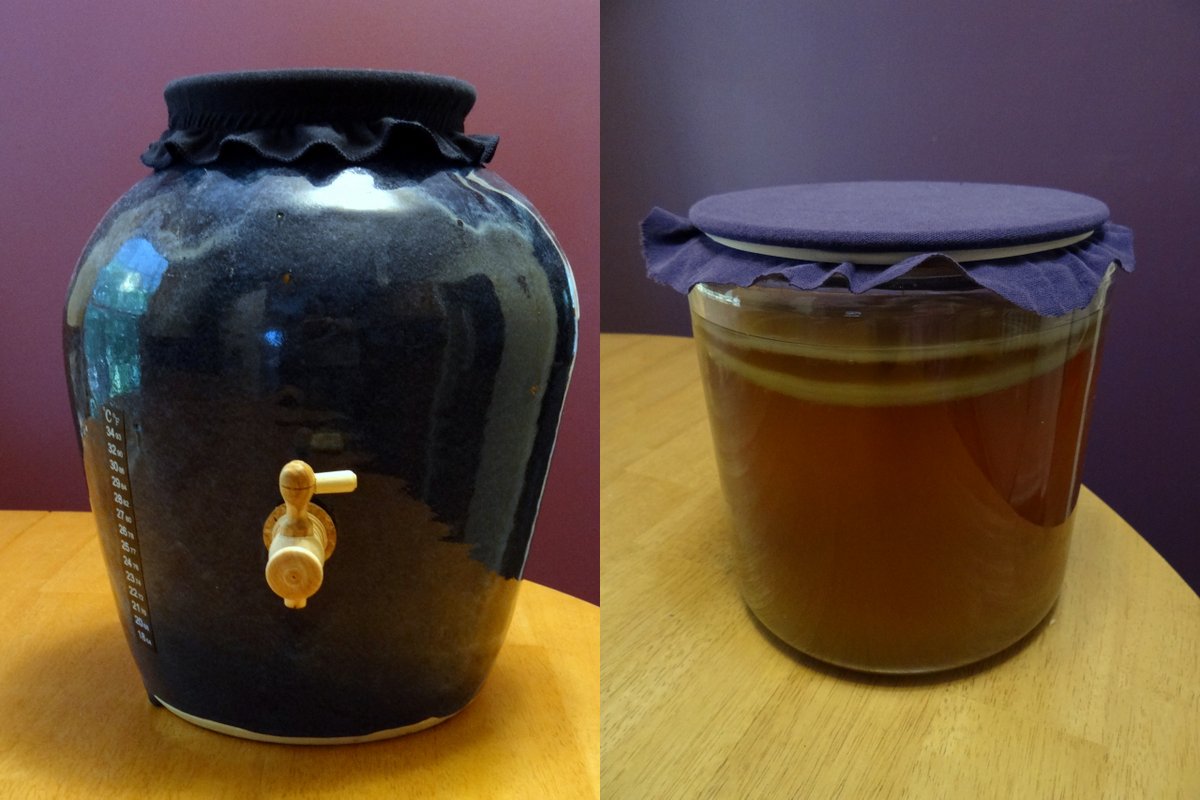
[0,511,598,799]
[600,333,1200,799]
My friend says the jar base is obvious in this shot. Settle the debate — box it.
[746,597,1059,677]
[154,696,458,744]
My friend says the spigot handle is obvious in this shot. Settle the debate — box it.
[314,470,357,495]
[277,461,357,521]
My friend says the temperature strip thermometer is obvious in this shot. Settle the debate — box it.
[102,405,155,651]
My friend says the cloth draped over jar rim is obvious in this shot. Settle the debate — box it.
[642,182,1135,317]
[140,69,499,170]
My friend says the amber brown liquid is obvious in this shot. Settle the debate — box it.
[694,310,1106,672]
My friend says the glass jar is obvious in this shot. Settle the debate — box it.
[689,267,1113,672]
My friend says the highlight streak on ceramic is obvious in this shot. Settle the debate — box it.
[462,171,581,324]
[463,169,580,576]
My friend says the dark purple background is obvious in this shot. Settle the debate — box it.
[602,0,1200,595]
[0,0,598,603]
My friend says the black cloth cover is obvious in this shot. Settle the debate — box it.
[141,69,498,169]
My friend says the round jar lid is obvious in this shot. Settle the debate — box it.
[688,181,1110,254]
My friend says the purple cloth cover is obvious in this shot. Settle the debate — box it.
[644,182,1135,316]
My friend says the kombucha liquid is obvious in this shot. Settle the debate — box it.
[693,292,1108,672]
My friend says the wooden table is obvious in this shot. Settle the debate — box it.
[0,511,598,799]
[601,333,1200,799]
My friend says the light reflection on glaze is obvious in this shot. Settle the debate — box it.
[81,237,168,414]
[300,169,422,212]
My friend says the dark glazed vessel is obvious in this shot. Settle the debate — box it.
[63,70,577,742]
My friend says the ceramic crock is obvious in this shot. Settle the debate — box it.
[63,70,577,741]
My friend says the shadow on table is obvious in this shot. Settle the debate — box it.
[742,599,1058,688]
[0,616,531,796]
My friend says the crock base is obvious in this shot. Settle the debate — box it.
[154,696,457,744]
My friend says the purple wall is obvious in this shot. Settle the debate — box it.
[602,1,1200,594]
[0,0,598,603]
